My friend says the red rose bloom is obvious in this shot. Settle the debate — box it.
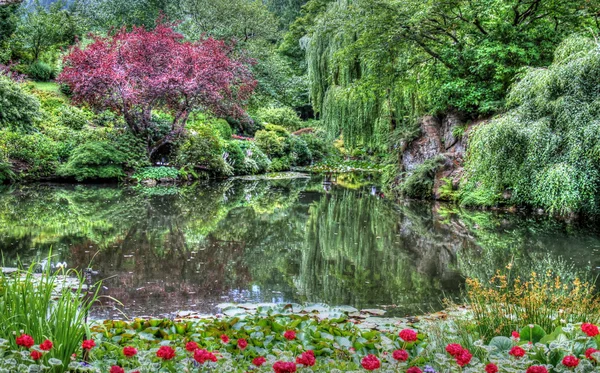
[485,363,499,373]
[361,354,381,371]
[253,356,267,367]
[526,366,549,373]
[156,346,176,360]
[392,349,409,361]
[509,346,526,358]
[109,367,125,373]
[296,350,315,366]
[511,331,520,340]
[16,334,34,349]
[586,348,599,360]
[81,339,95,350]
[194,349,217,364]
[30,350,43,360]
[399,329,418,342]
[445,344,464,357]
[456,350,473,367]
[284,330,296,340]
[582,323,600,337]
[123,346,137,357]
[185,341,199,352]
[562,355,580,368]
[237,338,248,350]
[39,339,53,351]
[220,334,230,343]
[406,367,422,373]
[273,361,297,373]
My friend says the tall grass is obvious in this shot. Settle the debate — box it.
[467,264,600,341]
[0,260,100,370]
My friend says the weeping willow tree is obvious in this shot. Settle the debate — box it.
[464,36,600,216]
[305,0,434,151]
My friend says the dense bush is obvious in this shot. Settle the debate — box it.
[176,126,232,177]
[464,37,600,216]
[0,130,59,178]
[286,135,312,166]
[57,141,126,181]
[255,130,287,158]
[268,156,292,172]
[238,141,271,174]
[300,130,332,162]
[224,140,247,174]
[110,130,151,170]
[56,105,89,130]
[27,60,55,81]
[0,77,41,130]
[255,106,302,131]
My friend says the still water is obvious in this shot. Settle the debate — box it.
[2,174,600,318]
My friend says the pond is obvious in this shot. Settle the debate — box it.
[1,174,600,319]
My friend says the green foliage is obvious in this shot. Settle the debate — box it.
[27,60,55,81]
[255,129,287,158]
[56,105,89,130]
[464,36,600,216]
[268,156,292,172]
[263,123,290,137]
[286,135,312,165]
[0,3,18,47]
[176,126,232,177]
[57,141,127,181]
[300,130,332,162]
[0,77,41,131]
[256,106,303,131]
[224,140,247,174]
[0,159,15,184]
[238,141,271,174]
[211,118,233,139]
[132,166,179,181]
[400,156,445,199]
[0,130,59,178]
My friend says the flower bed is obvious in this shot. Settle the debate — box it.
[5,313,600,373]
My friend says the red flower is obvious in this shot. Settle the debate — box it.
[81,339,95,350]
[406,367,422,373]
[39,339,53,351]
[123,346,137,357]
[220,334,230,343]
[392,349,409,362]
[485,363,499,373]
[185,341,199,352]
[273,361,297,373]
[586,348,599,360]
[361,354,381,371]
[252,356,266,367]
[194,349,217,364]
[399,329,418,342]
[16,334,34,349]
[582,323,600,337]
[284,330,296,340]
[156,346,176,360]
[445,344,464,357]
[109,367,125,373]
[509,346,526,358]
[526,366,549,373]
[511,331,520,340]
[456,350,473,367]
[237,338,248,350]
[30,350,43,360]
[296,350,315,366]
[562,355,580,368]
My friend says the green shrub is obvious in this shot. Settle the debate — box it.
[224,140,246,174]
[27,60,55,81]
[57,141,126,181]
[132,166,179,181]
[176,126,232,177]
[286,135,312,166]
[109,130,150,170]
[211,118,233,139]
[268,156,292,172]
[300,130,332,162]
[0,160,15,183]
[400,156,445,199]
[33,88,66,113]
[0,130,59,178]
[56,105,89,130]
[0,77,41,130]
[263,123,290,137]
[255,107,303,131]
[255,130,286,158]
[238,141,271,174]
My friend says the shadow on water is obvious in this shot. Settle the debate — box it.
[1,175,599,318]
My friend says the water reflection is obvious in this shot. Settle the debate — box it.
[1,177,599,318]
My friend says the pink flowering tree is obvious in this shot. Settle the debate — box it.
[59,22,256,157]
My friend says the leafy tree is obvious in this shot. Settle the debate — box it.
[59,22,256,158]
[0,2,20,47]
[15,0,82,61]
[74,0,173,30]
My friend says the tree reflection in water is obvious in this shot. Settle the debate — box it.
[1,177,599,318]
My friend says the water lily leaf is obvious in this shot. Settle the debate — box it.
[223,308,245,317]
[520,325,546,344]
[138,332,156,341]
[335,336,352,348]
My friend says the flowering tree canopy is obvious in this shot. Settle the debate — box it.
[59,22,256,157]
